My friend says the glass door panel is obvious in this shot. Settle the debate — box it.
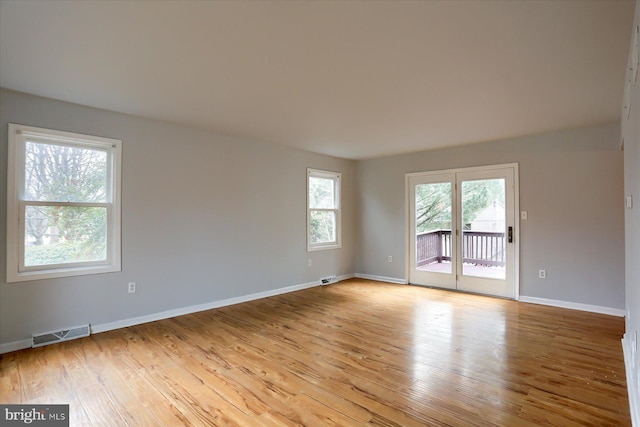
[416,182,452,274]
[461,178,506,280]
[409,173,456,290]
[456,168,515,298]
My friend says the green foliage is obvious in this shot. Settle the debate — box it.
[310,211,336,244]
[461,179,504,226]
[23,141,108,266]
[416,179,504,232]
[309,175,337,244]
[25,240,106,266]
[416,183,451,233]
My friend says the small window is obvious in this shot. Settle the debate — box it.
[7,124,122,282]
[307,168,341,251]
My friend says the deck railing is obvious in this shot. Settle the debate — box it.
[416,229,505,267]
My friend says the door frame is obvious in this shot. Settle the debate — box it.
[405,163,520,300]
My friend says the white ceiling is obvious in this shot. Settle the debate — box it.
[0,1,635,160]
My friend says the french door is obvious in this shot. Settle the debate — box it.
[408,164,518,299]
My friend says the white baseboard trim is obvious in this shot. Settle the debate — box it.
[355,273,407,285]
[0,338,32,355]
[0,276,360,355]
[519,296,625,317]
[623,334,639,427]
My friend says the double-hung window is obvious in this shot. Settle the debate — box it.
[307,168,341,251]
[7,124,122,282]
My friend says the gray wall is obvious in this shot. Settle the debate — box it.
[622,0,640,402]
[356,123,625,309]
[0,87,629,348]
[0,88,357,345]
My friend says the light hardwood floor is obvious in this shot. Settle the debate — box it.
[0,279,630,426]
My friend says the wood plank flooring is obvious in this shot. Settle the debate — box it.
[0,279,630,426]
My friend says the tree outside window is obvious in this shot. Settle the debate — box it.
[7,124,121,282]
[307,169,341,251]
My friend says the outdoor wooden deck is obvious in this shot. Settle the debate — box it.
[417,229,507,280]
[418,261,506,280]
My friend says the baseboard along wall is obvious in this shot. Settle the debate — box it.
[518,295,626,317]
[354,273,407,284]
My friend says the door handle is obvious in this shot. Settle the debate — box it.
[508,226,513,243]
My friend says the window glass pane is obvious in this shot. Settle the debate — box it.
[24,140,108,203]
[415,182,452,274]
[415,182,452,233]
[24,206,107,266]
[461,178,506,280]
[310,210,336,244]
[309,176,335,209]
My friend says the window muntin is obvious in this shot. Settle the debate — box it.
[307,169,341,251]
[7,124,121,282]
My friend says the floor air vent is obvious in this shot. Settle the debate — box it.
[321,276,337,285]
[32,324,90,348]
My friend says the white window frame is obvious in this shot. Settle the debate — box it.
[307,168,341,251]
[6,124,122,282]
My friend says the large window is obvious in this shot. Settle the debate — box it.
[307,168,341,251]
[7,124,122,282]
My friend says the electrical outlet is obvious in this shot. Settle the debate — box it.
[388,256,393,263]
[128,282,136,293]
[538,270,546,279]
[308,259,312,267]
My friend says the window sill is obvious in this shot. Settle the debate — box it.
[7,264,121,283]
[307,243,342,252]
